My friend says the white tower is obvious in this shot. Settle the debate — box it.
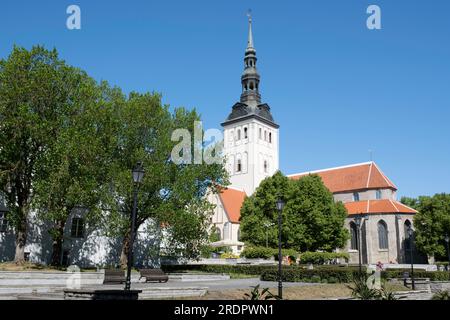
[222,15,279,195]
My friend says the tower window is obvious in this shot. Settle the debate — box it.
[269,132,272,143]
[259,128,262,139]
[237,129,241,140]
[264,130,267,141]
[376,190,382,200]
[249,82,254,90]
[264,160,268,173]
[237,159,242,172]
[244,127,248,139]
[353,192,360,202]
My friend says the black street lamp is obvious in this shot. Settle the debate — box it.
[354,217,363,274]
[276,198,285,299]
[125,162,145,291]
[445,234,450,272]
[407,226,415,290]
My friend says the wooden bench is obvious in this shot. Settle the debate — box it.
[103,269,125,284]
[139,268,169,283]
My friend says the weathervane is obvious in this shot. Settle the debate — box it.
[247,9,252,22]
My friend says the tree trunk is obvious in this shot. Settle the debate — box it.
[14,219,27,264]
[119,231,131,268]
[50,221,65,266]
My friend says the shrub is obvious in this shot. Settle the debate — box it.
[299,252,349,265]
[220,252,239,259]
[240,246,298,261]
[243,285,281,300]
[260,266,359,283]
[431,290,450,300]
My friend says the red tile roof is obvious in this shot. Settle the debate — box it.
[218,187,247,223]
[288,162,397,193]
[345,199,417,215]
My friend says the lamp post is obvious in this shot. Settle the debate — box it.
[407,226,415,290]
[445,234,450,272]
[125,162,145,291]
[276,198,285,299]
[355,217,363,274]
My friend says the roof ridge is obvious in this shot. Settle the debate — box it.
[389,199,400,212]
[366,199,370,214]
[366,162,373,188]
[223,185,247,194]
[287,161,374,177]
[395,200,419,213]
[372,162,398,190]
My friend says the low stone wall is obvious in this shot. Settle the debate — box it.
[430,281,450,293]
[168,273,230,282]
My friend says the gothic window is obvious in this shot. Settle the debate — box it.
[214,227,222,241]
[353,192,360,202]
[269,132,272,143]
[350,222,358,250]
[237,159,242,172]
[244,127,248,139]
[71,217,84,238]
[259,128,262,139]
[0,212,7,233]
[223,222,230,240]
[376,189,382,200]
[404,220,412,250]
[378,220,388,250]
[237,228,241,241]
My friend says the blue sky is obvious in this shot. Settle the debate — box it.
[1,0,449,198]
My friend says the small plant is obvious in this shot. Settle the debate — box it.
[347,274,379,300]
[243,285,281,300]
[220,252,239,259]
[376,286,398,300]
[431,290,450,300]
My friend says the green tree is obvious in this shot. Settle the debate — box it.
[0,46,98,263]
[32,81,121,266]
[103,93,228,267]
[401,194,450,260]
[240,172,349,252]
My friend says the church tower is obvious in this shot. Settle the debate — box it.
[222,15,279,195]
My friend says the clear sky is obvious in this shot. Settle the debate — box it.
[1,0,449,198]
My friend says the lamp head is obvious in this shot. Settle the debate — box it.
[132,161,145,184]
[276,198,285,211]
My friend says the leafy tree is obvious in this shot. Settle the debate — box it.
[32,81,121,266]
[0,46,98,263]
[102,93,228,267]
[401,194,450,260]
[240,172,349,252]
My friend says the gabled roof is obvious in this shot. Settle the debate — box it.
[287,162,397,193]
[218,186,247,223]
[345,199,417,216]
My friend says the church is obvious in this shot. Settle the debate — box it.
[208,16,419,266]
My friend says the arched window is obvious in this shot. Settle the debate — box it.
[263,160,268,173]
[223,222,230,240]
[353,192,360,202]
[237,129,241,140]
[404,220,412,250]
[264,130,267,141]
[214,227,222,241]
[378,220,389,249]
[259,128,262,139]
[376,189,382,200]
[269,132,272,143]
[244,127,248,139]
[350,222,358,250]
[237,159,242,172]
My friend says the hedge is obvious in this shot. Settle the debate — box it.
[299,252,349,264]
[260,267,361,283]
[240,246,298,260]
[161,264,292,276]
[261,268,450,283]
